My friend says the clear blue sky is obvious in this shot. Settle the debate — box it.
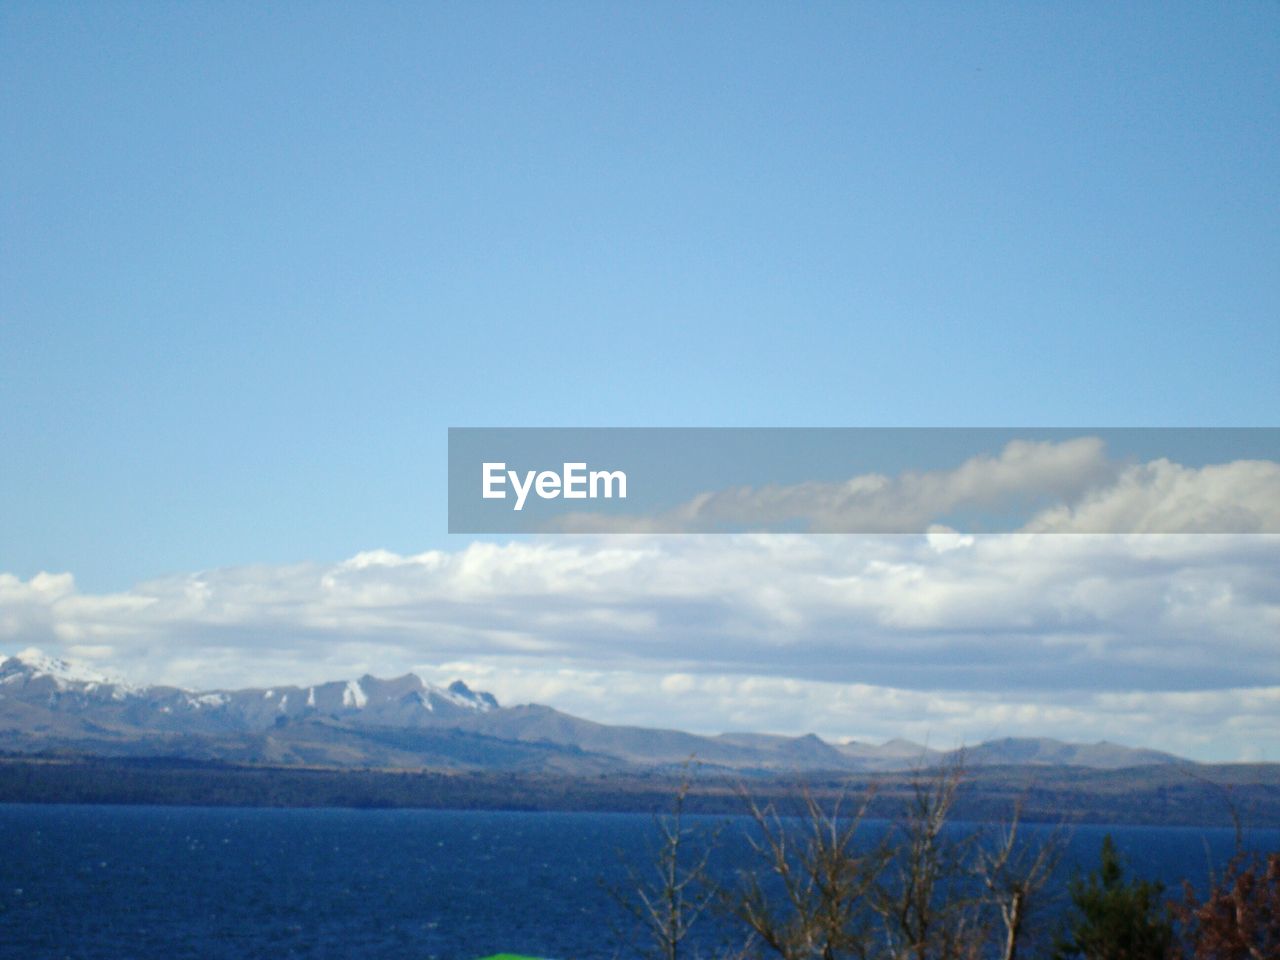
[3,2,1277,590]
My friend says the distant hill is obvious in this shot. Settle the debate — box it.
[0,648,1187,775]
[959,736,1182,770]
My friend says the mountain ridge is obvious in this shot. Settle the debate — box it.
[0,648,1188,774]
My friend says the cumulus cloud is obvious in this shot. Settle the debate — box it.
[1,533,1276,761]
[696,437,1115,532]
[552,441,1280,534]
[1025,458,1280,533]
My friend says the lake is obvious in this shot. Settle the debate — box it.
[2,804,1276,959]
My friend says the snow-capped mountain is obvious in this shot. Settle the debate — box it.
[0,648,496,737]
[0,647,1186,774]
[2,647,139,697]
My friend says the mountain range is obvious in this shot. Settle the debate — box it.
[0,648,1186,775]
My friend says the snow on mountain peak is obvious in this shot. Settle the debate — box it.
[7,647,133,689]
[442,679,498,712]
[342,678,368,708]
[1,648,499,714]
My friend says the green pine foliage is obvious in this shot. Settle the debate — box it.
[1055,835,1175,960]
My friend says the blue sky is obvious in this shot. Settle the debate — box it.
[3,2,1277,589]
[1,4,1278,758]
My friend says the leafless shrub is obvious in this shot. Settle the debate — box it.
[730,783,885,960]
[610,764,720,960]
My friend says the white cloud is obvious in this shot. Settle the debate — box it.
[1025,458,1280,533]
[554,443,1280,534]
[558,438,1115,533]
[1,533,1276,761]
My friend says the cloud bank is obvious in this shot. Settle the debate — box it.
[2,532,1277,761]
[551,441,1280,534]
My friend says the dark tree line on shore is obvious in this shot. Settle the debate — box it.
[3,754,1278,828]
[615,763,1280,960]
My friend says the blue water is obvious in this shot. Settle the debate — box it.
[1,805,1276,959]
